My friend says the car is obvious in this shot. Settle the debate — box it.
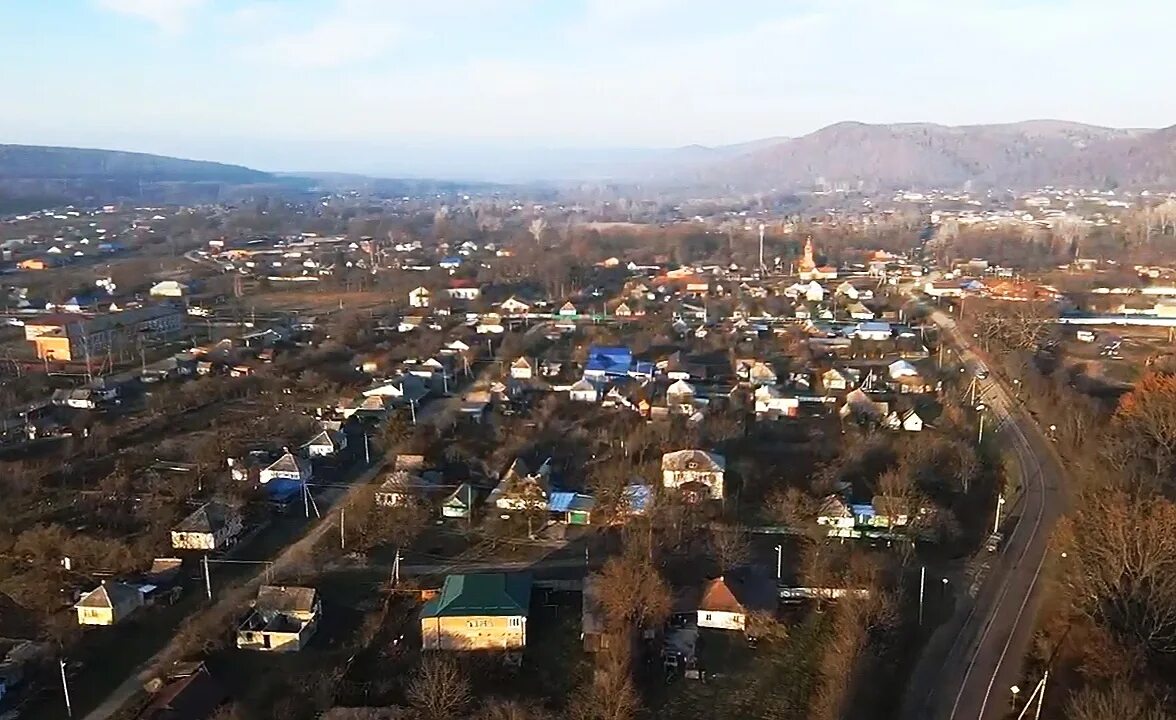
[976,369,989,380]
[985,532,1003,552]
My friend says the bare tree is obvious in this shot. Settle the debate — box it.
[1065,677,1168,720]
[407,656,472,720]
[528,217,548,245]
[709,524,750,571]
[1058,490,1176,653]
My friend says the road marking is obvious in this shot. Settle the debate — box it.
[941,327,1049,720]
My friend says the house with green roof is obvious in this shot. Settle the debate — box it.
[420,573,532,651]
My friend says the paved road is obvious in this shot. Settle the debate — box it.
[904,310,1064,720]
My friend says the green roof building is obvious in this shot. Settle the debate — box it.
[420,573,532,650]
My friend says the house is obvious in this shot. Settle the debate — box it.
[840,388,889,422]
[302,421,347,458]
[846,302,875,321]
[661,450,725,501]
[558,301,578,318]
[853,321,893,341]
[171,501,243,551]
[620,484,653,518]
[821,368,853,392]
[666,379,697,415]
[420,573,532,650]
[581,575,609,652]
[613,302,634,317]
[441,483,478,519]
[236,585,321,652]
[887,360,919,379]
[816,495,855,532]
[569,378,600,403]
[374,470,422,507]
[804,281,825,303]
[499,296,531,315]
[900,409,925,432]
[75,582,144,625]
[149,280,189,299]
[697,573,776,632]
[548,492,595,525]
[409,286,430,308]
[260,452,311,486]
[445,281,481,301]
[583,345,632,379]
[137,662,227,720]
[489,458,550,511]
[510,357,535,380]
[753,385,799,419]
[746,361,777,386]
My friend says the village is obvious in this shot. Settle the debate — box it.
[3,186,1176,720]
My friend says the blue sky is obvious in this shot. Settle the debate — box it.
[1,0,1174,175]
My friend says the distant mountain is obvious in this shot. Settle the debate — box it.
[677,120,1176,191]
[0,144,306,209]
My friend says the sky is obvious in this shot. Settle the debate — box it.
[2,0,1175,177]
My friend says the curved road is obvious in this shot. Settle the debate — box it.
[905,310,1064,720]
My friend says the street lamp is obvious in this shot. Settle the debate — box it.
[775,544,782,581]
[1012,378,1021,400]
[1010,685,1021,709]
[994,493,1006,534]
[976,403,986,445]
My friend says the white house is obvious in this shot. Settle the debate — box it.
[149,280,189,298]
[887,360,919,379]
[696,574,775,632]
[853,322,893,341]
[754,385,799,418]
[804,281,825,303]
[900,409,925,432]
[260,452,312,486]
[661,449,725,501]
[569,378,600,403]
[558,301,578,318]
[500,296,531,315]
[409,286,430,308]
[445,285,481,301]
[510,357,534,380]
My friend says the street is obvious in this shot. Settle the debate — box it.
[903,310,1064,720]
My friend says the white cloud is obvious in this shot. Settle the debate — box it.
[240,0,404,69]
[94,0,206,34]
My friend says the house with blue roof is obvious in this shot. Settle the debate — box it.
[583,345,632,380]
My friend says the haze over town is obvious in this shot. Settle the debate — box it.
[4,0,1176,178]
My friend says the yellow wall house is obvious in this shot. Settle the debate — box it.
[420,573,532,651]
[75,581,144,626]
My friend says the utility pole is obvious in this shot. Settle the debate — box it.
[59,659,73,718]
[918,565,926,626]
[363,432,370,465]
[994,494,1006,534]
[409,399,417,425]
[392,548,401,586]
[775,544,782,581]
[340,507,346,550]
[202,554,212,600]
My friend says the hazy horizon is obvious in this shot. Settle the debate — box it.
[3,1,1176,179]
